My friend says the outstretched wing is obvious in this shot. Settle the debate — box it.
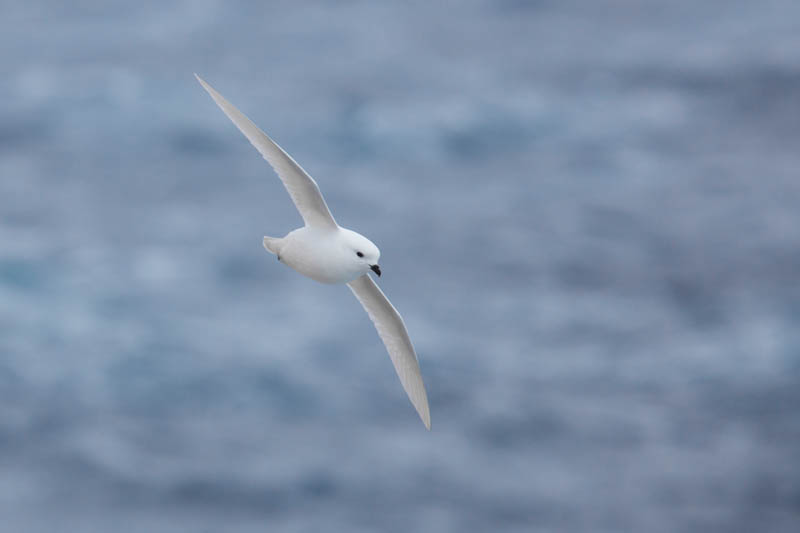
[348,274,431,429]
[195,74,338,229]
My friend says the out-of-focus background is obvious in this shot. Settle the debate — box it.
[2,1,799,531]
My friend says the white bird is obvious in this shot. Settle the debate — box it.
[195,74,430,429]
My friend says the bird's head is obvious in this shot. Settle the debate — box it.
[340,228,381,277]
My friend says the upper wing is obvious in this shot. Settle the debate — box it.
[195,74,338,229]
[347,274,431,429]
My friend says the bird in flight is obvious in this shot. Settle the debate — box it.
[195,74,430,429]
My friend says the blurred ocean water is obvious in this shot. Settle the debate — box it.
[1,1,799,531]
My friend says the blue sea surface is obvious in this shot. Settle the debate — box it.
[1,1,799,531]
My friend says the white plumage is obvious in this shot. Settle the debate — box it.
[196,74,430,429]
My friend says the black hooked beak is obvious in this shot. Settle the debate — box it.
[370,264,381,277]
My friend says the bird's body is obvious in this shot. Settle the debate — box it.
[195,74,430,429]
[264,226,380,285]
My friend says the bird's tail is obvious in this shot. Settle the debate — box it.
[263,236,281,255]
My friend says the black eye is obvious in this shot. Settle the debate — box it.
[356,251,364,258]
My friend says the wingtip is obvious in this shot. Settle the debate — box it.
[419,405,431,430]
